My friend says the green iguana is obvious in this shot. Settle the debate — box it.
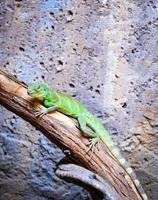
[27,82,148,200]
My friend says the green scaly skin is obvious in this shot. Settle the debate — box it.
[27,82,148,200]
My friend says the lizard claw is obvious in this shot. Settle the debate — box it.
[86,137,100,158]
[33,108,48,118]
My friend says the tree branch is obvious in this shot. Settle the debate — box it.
[0,69,142,200]
[55,157,122,200]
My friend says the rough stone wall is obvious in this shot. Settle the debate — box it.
[0,0,158,199]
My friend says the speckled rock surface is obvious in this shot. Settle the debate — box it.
[0,0,158,199]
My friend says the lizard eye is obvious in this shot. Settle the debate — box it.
[35,85,41,91]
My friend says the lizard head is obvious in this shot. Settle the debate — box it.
[27,82,48,101]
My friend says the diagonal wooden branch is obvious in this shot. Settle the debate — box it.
[0,69,142,200]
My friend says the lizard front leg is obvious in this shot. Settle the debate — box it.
[35,98,59,117]
[35,105,58,117]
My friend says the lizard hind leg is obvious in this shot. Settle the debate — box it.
[77,115,100,154]
[78,115,96,137]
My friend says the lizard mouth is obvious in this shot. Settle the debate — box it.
[27,89,45,101]
[27,88,35,95]
[27,91,34,95]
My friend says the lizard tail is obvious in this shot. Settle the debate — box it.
[101,134,148,200]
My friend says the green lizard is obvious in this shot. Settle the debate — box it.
[27,82,148,200]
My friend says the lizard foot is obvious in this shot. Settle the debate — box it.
[33,107,48,118]
[86,137,100,156]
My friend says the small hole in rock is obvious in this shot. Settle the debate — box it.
[58,60,63,65]
[69,83,75,88]
[144,157,148,161]
[89,86,93,91]
[16,4,21,7]
[68,10,73,15]
[95,89,100,94]
[122,102,127,108]
[40,62,44,65]
[19,47,25,51]
[50,12,54,16]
